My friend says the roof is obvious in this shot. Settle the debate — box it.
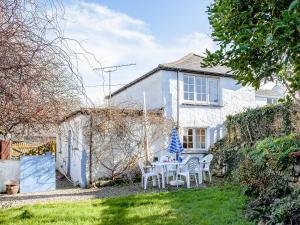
[60,107,164,123]
[255,89,284,98]
[159,53,232,75]
[107,53,232,98]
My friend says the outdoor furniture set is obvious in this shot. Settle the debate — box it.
[138,154,214,190]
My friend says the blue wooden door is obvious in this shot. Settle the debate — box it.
[67,130,72,176]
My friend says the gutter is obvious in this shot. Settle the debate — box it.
[106,66,232,99]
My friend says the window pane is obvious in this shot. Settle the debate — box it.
[189,85,194,92]
[201,142,205,149]
[195,77,207,102]
[202,83,206,92]
[189,93,194,100]
[195,138,200,148]
[183,128,194,149]
[209,78,219,103]
[182,128,187,149]
[201,129,205,135]
[188,77,194,85]
[184,84,188,91]
[196,94,202,101]
[184,93,188,100]
[183,76,188,84]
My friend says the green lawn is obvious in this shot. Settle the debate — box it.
[0,185,253,225]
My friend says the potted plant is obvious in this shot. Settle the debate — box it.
[6,180,19,195]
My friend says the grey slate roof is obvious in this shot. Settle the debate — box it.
[108,53,232,98]
[159,53,232,76]
[255,89,284,98]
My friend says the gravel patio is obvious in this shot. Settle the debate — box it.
[0,174,207,209]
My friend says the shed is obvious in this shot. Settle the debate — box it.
[56,107,169,187]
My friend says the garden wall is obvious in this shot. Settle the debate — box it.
[210,103,300,177]
[0,160,20,192]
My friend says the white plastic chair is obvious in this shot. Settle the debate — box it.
[159,156,176,184]
[200,154,213,182]
[181,155,191,164]
[195,160,204,185]
[178,157,200,188]
[138,160,160,190]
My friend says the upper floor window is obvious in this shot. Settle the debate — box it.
[267,98,278,104]
[183,75,219,104]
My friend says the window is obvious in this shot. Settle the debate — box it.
[183,76,194,101]
[183,128,206,150]
[183,75,219,104]
[267,98,277,104]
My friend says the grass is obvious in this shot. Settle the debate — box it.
[0,185,253,225]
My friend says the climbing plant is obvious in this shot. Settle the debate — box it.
[226,102,295,144]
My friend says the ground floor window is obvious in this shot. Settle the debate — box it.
[182,128,206,150]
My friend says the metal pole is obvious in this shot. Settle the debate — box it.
[93,63,135,107]
[143,92,149,161]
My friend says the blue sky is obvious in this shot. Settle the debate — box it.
[89,0,213,43]
[63,0,215,104]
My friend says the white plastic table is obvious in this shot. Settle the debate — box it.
[152,161,185,188]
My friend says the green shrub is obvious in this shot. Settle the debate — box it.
[239,134,300,224]
[267,190,300,225]
[250,133,300,170]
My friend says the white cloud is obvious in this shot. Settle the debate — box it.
[178,32,216,55]
[63,1,216,105]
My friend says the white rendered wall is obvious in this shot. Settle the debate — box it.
[56,114,90,187]
[0,160,20,192]
[111,71,164,109]
[112,69,268,153]
[164,71,261,150]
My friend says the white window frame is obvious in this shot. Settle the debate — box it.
[183,74,220,105]
[182,128,207,151]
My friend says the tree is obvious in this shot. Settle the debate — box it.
[0,0,87,139]
[203,0,300,101]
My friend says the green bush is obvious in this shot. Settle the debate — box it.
[208,103,300,224]
[267,190,300,225]
[238,134,300,224]
[249,133,300,170]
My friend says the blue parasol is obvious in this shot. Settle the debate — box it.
[167,128,184,161]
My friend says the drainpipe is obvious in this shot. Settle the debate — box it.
[176,70,180,130]
[89,114,93,186]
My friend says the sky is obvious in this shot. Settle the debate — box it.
[62,0,215,105]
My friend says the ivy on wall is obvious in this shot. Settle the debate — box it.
[226,102,295,144]
[210,102,299,177]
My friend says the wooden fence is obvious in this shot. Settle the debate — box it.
[11,141,56,159]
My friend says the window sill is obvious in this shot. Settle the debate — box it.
[181,102,223,107]
[183,149,208,154]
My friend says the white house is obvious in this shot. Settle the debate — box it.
[109,53,284,154]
